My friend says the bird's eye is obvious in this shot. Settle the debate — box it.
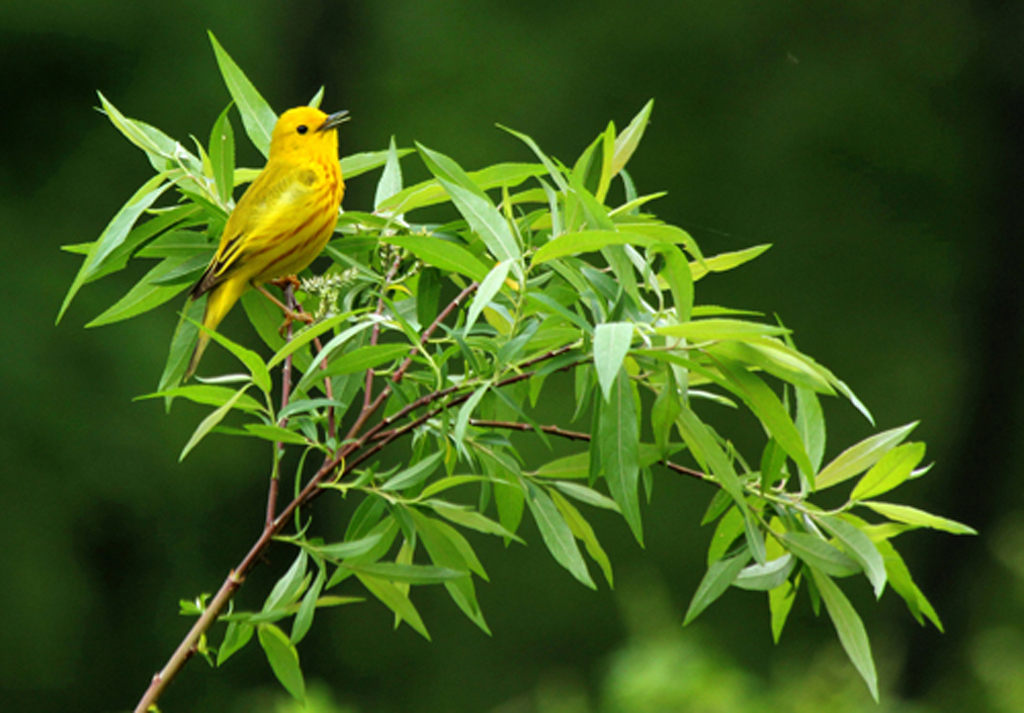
[296,125,309,135]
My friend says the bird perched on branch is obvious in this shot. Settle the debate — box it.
[185,106,349,379]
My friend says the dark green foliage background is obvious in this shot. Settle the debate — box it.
[3,2,1020,711]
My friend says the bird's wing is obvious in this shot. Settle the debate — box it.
[190,160,321,298]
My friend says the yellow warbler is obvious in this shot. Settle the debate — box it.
[185,106,349,379]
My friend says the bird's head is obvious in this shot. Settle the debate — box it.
[269,106,349,159]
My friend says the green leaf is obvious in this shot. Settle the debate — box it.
[655,318,789,341]
[209,103,235,205]
[780,532,861,577]
[708,338,835,394]
[217,621,254,666]
[96,92,177,165]
[244,423,312,446]
[194,320,272,393]
[862,502,977,535]
[209,32,276,157]
[809,569,879,701]
[294,319,380,391]
[533,229,668,264]
[267,311,357,368]
[497,124,570,193]
[535,452,590,480]
[386,235,490,283]
[258,624,306,701]
[86,256,192,327]
[733,554,795,591]
[291,567,325,644]
[707,506,745,565]
[593,322,634,401]
[406,509,490,632]
[311,532,385,561]
[876,539,943,630]
[525,482,595,588]
[144,386,259,413]
[345,562,467,584]
[374,136,404,210]
[688,244,772,280]
[429,500,524,542]
[179,386,249,460]
[356,573,430,639]
[796,384,827,475]
[675,406,765,564]
[816,422,918,490]
[466,261,510,333]
[526,292,594,335]
[850,442,926,501]
[712,356,814,478]
[770,579,798,643]
[378,162,546,213]
[417,143,521,264]
[312,343,411,381]
[59,174,171,322]
[264,550,309,613]
[550,489,614,587]
[818,515,887,598]
[599,368,643,544]
[340,147,414,180]
[550,480,620,512]
[653,243,693,321]
[380,451,444,492]
[314,532,385,560]
[611,99,654,176]
[684,548,752,625]
[419,475,489,500]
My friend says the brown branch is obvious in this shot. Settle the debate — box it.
[134,287,585,713]
[133,279,479,712]
[266,284,299,527]
[364,252,404,409]
[469,418,713,483]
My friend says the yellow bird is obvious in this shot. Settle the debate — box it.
[185,106,349,379]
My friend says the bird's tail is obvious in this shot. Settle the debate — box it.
[184,278,246,380]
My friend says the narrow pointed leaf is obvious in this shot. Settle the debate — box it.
[258,624,306,701]
[780,532,861,577]
[179,387,248,460]
[684,548,752,625]
[209,32,276,157]
[809,569,879,701]
[599,369,642,544]
[356,573,430,639]
[374,136,404,210]
[209,104,235,205]
[593,322,634,401]
[386,235,490,282]
[816,423,918,490]
[525,482,595,588]
[466,260,510,333]
[59,175,171,322]
[818,515,887,598]
[851,442,926,501]
[611,99,654,176]
[862,502,977,535]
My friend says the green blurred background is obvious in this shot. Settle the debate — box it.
[3,1,1023,711]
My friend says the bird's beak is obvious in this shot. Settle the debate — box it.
[317,110,350,132]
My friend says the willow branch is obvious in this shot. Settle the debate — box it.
[468,418,713,483]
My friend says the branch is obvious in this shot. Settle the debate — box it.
[469,418,714,483]
[133,280,480,712]
[135,295,581,712]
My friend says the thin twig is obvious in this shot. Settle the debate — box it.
[266,284,299,527]
[134,284,582,713]
[364,252,405,409]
